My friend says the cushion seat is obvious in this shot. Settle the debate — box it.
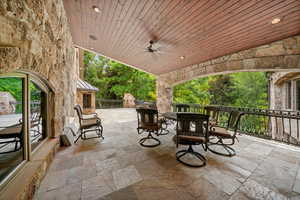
[209,126,234,139]
[178,135,206,145]
[81,118,101,129]
[0,124,22,138]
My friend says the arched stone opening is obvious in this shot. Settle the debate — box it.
[156,35,300,113]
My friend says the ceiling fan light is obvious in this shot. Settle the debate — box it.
[271,18,281,24]
[93,6,101,13]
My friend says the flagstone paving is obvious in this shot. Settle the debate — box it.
[35,108,300,200]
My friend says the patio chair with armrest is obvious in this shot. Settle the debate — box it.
[207,111,244,157]
[0,123,23,154]
[136,108,165,147]
[205,106,220,127]
[176,113,209,167]
[74,104,103,143]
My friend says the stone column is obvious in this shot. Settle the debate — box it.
[79,48,85,79]
[156,77,173,113]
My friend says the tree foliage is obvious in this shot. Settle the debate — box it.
[173,72,268,109]
[84,51,156,100]
[83,50,268,108]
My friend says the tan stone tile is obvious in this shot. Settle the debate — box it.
[250,156,298,196]
[229,190,251,200]
[183,176,229,200]
[240,179,288,200]
[293,179,300,194]
[99,186,138,200]
[37,183,81,200]
[135,158,167,179]
[96,157,121,173]
[67,166,97,184]
[243,143,274,157]
[134,186,195,200]
[39,169,69,192]
[53,155,84,171]
[81,175,115,200]
[113,165,142,190]
[203,167,242,195]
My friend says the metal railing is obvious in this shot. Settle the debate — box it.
[172,103,300,146]
[96,99,123,109]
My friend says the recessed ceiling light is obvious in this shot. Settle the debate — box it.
[89,35,97,40]
[271,18,281,24]
[180,56,185,60]
[92,6,101,13]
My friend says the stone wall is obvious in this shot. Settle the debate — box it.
[156,35,300,112]
[0,0,77,136]
[0,0,76,199]
[269,72,300,143]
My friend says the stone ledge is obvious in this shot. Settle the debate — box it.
[0,138,60,200]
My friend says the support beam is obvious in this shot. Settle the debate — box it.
[156,78,173,113]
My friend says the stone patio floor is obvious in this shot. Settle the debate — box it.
[35,108,300,200]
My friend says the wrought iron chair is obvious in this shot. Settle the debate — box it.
[207,111,244,157]
[0,123,23,154]
[175,104,190,112]
[136,108,165,147]
[74,104,103,143]
[176,113,209,167]
[205,106,220,127]
[30,112,42,141]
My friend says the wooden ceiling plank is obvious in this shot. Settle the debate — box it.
[120,0,213,58]
[112,1,147,52]
[175,0,299,54]
[101,0,121,49]
[172,0,286,47]
[118,0,181,59]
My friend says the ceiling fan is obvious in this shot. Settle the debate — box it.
[145,40,161,53]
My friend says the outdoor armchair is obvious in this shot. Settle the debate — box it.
[176,113,209,167]
[74,104,103,143]
[207,111,244,157]
[136,108,166,147]
[0,123,23,154]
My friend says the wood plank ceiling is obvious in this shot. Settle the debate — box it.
[63,0,300,75]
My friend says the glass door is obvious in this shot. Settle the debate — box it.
[0,76,26,182]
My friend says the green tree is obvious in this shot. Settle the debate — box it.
[208,75,236,106]
[173,78,211,105]
[230,72,268,109]
[84,51,156,100]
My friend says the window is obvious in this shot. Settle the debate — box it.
[286,81,292,109]
[83,93,91,108]
[0,73,49,186]
[0,76,25,182]
[30,80,48,151]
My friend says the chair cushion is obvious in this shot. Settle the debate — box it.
[177,135,206,145]
[81,118,100,129]
[0,124,22,138]
[209,126,234,139]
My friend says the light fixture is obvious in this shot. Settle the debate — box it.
[92,6,101,13]
[180,56,185,60]
[89,35,97,40]
[271,18,281,24]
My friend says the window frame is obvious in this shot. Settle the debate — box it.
[0,72,50,188]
